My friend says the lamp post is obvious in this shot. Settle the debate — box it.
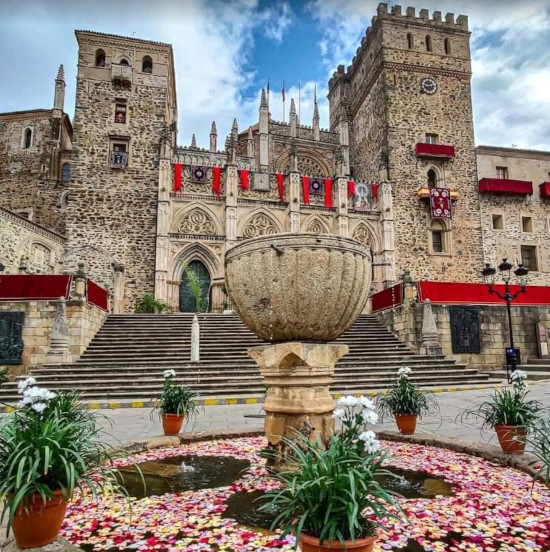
[481,259,529,383]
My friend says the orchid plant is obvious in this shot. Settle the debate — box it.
[152,370,199,419]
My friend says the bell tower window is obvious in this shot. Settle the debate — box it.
[407,33,414,49]
[427,169,437,188]
[426,35,432,52]
[119,58,129,66]
[115,103,127,123]
[61,163,70,183]
[444,38,451,55]
[142,56,153,73]
[95,49,106,67]
[23,128,32,149]
[429,220,450,254]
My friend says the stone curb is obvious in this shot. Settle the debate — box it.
[2,380,536,413]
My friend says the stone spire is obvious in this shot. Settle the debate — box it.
[190,134,197,149]
[259,89,269,170]
[339,105,350,174]
[232,118,239,139]
[313,96,320,142]
[53,64,66,112]
[290,98,298,138]
[247,127,254,158]
[210,121,217,152]
[260,88,268,108]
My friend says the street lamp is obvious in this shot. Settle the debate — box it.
[481,259,529,382]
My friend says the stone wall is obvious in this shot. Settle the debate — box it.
[477,146,550,284]
[0,300,107,377]
[376,299,550,370]
[0,207,65,274]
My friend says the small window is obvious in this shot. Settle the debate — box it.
[444,38,451,55]
[23,128,32,149]
[61,163,70,183]
[115,103,127,123]
[430,220,449,254]
[425,133,438,144]
[142,56,153,73]
[119,58,129,66]
[427,169,437,187]
[95,49,106,67]
[521,245,538,271]
[407,33,414,49]
[492,214,504,230]
[110,141,128,169]
[426,35,432,52]
[522,216,533,233]
[432,230,443,252]
[496,166,508,179]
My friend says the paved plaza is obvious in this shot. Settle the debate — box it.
[96,380,550,447]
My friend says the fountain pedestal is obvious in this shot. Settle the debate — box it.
[249,342,348,470]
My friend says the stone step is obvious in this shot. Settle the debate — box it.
[522,358,550,365]
[517,364,550,372]
[485,370,549,381]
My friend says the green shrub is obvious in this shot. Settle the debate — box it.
[0,368,8,386]
[152,370,200,418]
[135,293,171,313]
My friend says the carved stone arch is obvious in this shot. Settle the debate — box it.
[238,209,283,239]
[171,243,221,281]
[426,164,443,187]
[275,147,332,177]
[171,203,223,235]
[302,214,332,234]
[113,51,133,66]
[350,220,381,253]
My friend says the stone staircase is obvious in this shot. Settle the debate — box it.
[0,313,498,404]
[490,358,550,381]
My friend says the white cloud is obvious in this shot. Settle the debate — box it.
[305,0,550,150]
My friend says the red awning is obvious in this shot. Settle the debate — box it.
[478,178,533,195]
[539,182,550,198]
[415,143,455,159]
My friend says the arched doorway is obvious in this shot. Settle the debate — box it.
[179,260,211,312]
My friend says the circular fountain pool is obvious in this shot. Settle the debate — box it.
[60,436,550,552]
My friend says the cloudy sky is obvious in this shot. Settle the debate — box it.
[1,0,549,150]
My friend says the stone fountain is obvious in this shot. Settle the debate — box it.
[225,233,371,469]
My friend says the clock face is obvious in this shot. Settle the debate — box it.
[421,78,438,95]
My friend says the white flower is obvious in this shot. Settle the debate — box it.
[337,395,359,407]
[358,430,381,454]
[21,385,56,404]
[17,377,36,394]
[31,402,47,413]
[363,409,379,425]
[332,409,345,419]
[510,370,527,383]
[358,396,375,410]
[163,369,176,379]
[397,367,412,378]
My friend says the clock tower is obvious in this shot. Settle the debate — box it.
[328,3,484,283]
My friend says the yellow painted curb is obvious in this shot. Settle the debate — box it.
[131,401,145,408]
[204,398,219,406]
[108,402,120,409]
[88,403,101,410]
[226,398,238,405]
[6,406,13,413]
[433,388,443,393]
[245,398,259,404]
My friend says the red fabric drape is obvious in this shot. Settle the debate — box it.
[239,169,249,190]
[212,166,221,197]
[302,176,310,205]
[371,283,403,313]
[324,178,333,208]
[347,180,356,197]
[371,183,378,199]
[276,173,285,202]
[87,279,109,311]
[174,163,182,192]
[0,275,73,301]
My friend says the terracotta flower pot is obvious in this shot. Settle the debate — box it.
[299,532,377,552]
[11,490,67,549]
[162,413,184,435]
[395,414,418,435]
[495,425,526,454]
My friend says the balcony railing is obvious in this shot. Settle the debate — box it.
[111,65,132,85]
[415,143,455,159]
[478,178,533,195]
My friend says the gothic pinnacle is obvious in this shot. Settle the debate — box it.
[232,118,238,132]
[313,102,320,121]
[210,121,217,135]
[290,98,296,114]
[248,127,253,139]
[260,88,268,107]
[191,134,197,148]
[56,64,65,80]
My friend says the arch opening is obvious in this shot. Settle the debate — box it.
[179,260,212,313]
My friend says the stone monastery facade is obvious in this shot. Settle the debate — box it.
[1,3,550,314]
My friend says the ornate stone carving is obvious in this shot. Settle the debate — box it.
[242,214,278,238]
[353,225,371,247]
[305,218,329,234]
[49,297,69,353]
[298,156,326,177]
[179,210,216,235]
[225,233,372,341]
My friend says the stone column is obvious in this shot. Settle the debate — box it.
[420,299,443,356]
[191,314,200,363]
[74,262,86,299]
[155,158,172,303]
[249,342,348,471]
[225,165,238,249]
[378,181,396,286]
[288,170,301,233]
[47,296,72,364]
[113,263,125,314]
[335,175,349,237]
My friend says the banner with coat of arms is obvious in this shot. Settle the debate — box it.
[429,187,452,219]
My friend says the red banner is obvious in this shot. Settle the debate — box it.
[371,284,403,313]
[173,163,182,192]
[239,169,249,190]
[276,173,285,202]
[324,178,333,208]
[86,279,109,311]
[0,275,73,301]
[418,281,550,306]
[371,183,378,199]
[348,180,356,197]
[302,176,310,205]
[212,166,221,197]
[429,187,452,219]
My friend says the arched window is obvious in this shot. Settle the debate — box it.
[142,56,153,73]
[444,38,451,55]
[119,58,129,66]
[426,35,432,52]
[23,128,32,149]
[427,169,437,187]
[61,163,70,183]
[407,33,414,49]
[430,220,446,253]
[95,49,106,67]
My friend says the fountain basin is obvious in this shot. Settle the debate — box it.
[225,233,372,342]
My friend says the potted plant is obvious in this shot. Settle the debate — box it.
[528,413,550,483]
[461,370,542,454]
[376,367,438,435]
[0,379,132,548]
[262,395,404,551]
[153,370,199,436]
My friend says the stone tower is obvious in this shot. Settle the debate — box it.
[329,3,484,283]
[65,31,177,312]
